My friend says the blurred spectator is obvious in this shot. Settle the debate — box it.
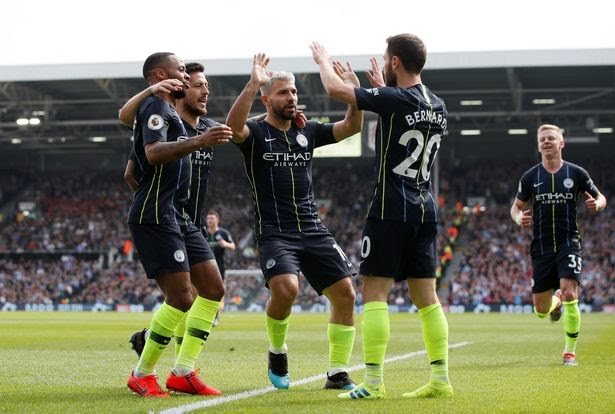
[0,157,612,308]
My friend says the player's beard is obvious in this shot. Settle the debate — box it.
[384,65,397,87]
[187,100,207,117]
[272,103,295,121]
[172,89,187,100]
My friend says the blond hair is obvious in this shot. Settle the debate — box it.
[537,124,563,139]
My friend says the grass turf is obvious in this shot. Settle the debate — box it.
[0,311,613,413]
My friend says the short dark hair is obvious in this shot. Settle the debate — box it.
[207,210,220,219]
[142,52,174,80]
[386,34,426,74]
[185,62,204,75]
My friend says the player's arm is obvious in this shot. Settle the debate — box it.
[220,235,236,251]
[118,79,184,126]
[145,126,232,165]
[248,113,267,122]
[580,168,607,213]
[226,53,271,143]
[332,104,362,142]
[330,61,363,141]
[123,159,138,192]
[510,198,532,228]
[311,42,358,106]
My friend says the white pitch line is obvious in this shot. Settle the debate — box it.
[157,341,471,414]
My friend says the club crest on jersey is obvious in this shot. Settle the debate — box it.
[563,178,574,189]
[266,259,276,269]
[174,250,186,262]
[148,114,164,130]
[296,133,308,147]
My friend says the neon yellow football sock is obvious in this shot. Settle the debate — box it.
[534,307,549,319]
[266,315,290,352]
[174,296,220,372]
[174,313,187,358]
[362,301,389,386]
[419,303,449,383]
[563,300,580,354]
[135,302,184,375]
[328,323,355,373]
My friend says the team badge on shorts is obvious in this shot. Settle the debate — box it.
[563,178,574,189]
[296,134,308,147]
[266,259,276,269]
[174,250,186,262]
[148,114,164,130]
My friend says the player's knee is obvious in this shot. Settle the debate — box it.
[347,287,357,305]
[195,279,225,302]
[209,284,225,302]
[324,279,355,308]
[337,287,356,308]
[272,286,298,305]
[330,293,356,311]
[561,288,576,302]
[166,290,195,311]
[267,275,299,306]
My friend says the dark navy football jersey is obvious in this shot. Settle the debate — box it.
[183,117,219,227]
[207,227,233,275]
[516,161,600,256]
[235,119,336,236]
[128,96,191,227]
[355,85,447,223]
[128,148,140,181]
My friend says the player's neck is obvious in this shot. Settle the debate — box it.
[264,114,291,132]
[160,92,176,105]
[177,107,199,128]
[542,156,564,173]
[174,99,200,126]
[395,73,422,89]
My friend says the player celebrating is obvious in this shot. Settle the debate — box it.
[226,53,362,391]
[312,34,453,399]
[124,54,232,397]
[511,123,606,366]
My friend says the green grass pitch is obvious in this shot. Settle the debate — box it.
[1,311,613,413]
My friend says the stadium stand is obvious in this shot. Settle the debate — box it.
[0,153,612,311]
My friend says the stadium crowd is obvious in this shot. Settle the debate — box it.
[0,172,130,253]
[444,157,614,308]
[0,157,613,309]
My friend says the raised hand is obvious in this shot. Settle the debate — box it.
[252,53,271,87]
[366,57,385,88]
[310,41,330,65]
[332,61,360,87]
